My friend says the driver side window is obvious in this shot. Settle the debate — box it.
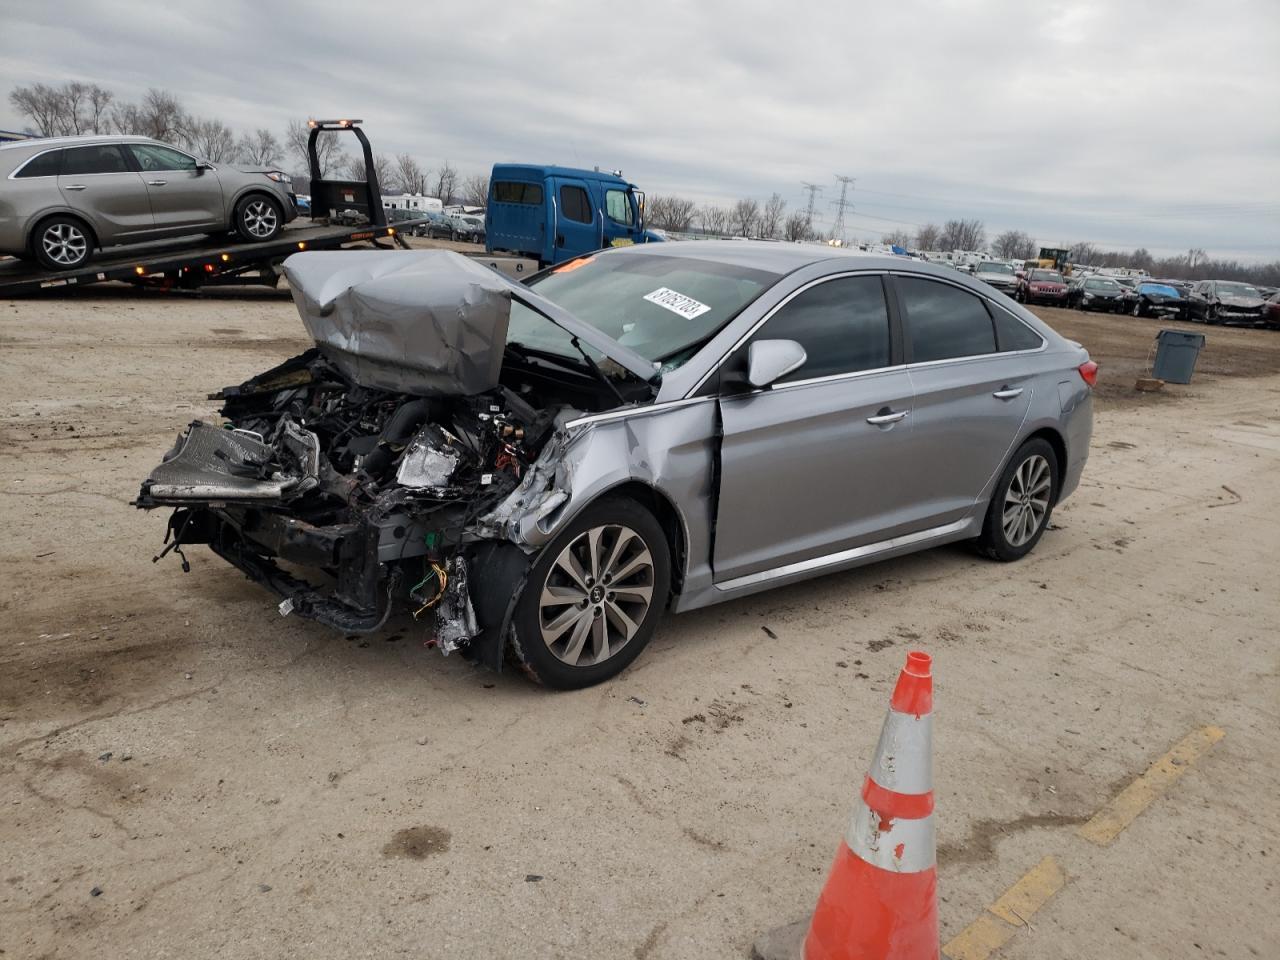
[127,143,197,172]
[749,275,891,383]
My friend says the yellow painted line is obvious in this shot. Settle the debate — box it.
[1077,725,1225,846]
[988,855,1065,925]
[942,856,1065,960]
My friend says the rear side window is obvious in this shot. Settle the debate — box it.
[559,185,592,224]
[992,308,1045,352]
[62,144,130,175]
[14,150,63,178]
[755,276,891,381]
[899,277,996,363]
[128,144,196,172]
[493,181,543,205]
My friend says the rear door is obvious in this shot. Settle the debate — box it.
[551,177,599,263]
[125,143,225,232]
[56,144,153,242]
[894,275,1039,527]
[714,274,918,584]
[487,179,546,258]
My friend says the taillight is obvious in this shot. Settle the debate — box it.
[1078,360,1099,387]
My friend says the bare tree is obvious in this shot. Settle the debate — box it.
[784,210,813,242]
[236,129,281,166]
[991,229,1037,260]
[758,193,787,239]
[187,117,237,162]
[1067,241,1099,265]
[393,153,429,195]
[914,223,942,251]
[432,160,459,203]
[882,229,913,248]
[939,218,985,252]
[8,81,114,136]
[113,88,189,142]
[344,152,395,189]
[644,195,697,232]
[701,204,730,235]
[730,198,760,237]
[284,119,345,177]
[460,174,490,208]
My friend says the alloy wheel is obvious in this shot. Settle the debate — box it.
[539,524,655,667]
[41,222,88,266]
[1002,454,1051,547]
[242,200,278,239]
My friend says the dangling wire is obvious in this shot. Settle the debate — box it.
[411,561,449,618]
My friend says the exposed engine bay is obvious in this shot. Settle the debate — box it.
[134,250,657,669]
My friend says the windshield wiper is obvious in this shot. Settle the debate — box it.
[569,335,627,407]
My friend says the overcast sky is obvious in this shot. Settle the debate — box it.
[3,0,1278,260]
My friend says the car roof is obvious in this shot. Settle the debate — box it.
[0,133,160,152]
[600,238,951,275]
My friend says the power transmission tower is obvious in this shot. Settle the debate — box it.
[830,175,856,242]
[800,182,823,230]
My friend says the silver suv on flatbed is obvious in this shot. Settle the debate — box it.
[0,135,297,269]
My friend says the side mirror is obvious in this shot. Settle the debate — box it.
[747,339,807,389]
[195,161,214,174]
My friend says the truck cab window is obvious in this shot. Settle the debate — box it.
[605,189,634,226]
[560,185,592,224]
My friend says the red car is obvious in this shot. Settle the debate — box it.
[1016,268,1069,306]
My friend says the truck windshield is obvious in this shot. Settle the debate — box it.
[508,252,778,370]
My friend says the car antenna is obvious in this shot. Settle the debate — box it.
[569,335,627,406]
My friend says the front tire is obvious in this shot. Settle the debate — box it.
[974,438,1059,562]
[32,216,94,270]
[233,194,283,243]
[509,497,670,689]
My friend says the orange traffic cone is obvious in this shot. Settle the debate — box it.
[803,651,938,960]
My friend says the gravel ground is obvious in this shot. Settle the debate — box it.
[1,287,1277,959]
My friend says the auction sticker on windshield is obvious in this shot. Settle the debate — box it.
[643,287,711,320]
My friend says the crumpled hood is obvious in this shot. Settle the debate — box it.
[282,250,658,397]
[1219,295,1264,309]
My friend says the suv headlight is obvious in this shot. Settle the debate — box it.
[263,171,292,185]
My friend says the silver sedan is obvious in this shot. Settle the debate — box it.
[138,243,1094,688]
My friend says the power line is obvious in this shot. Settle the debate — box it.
[830,175,855,241]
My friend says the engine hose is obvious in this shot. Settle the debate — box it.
[362,398,435,477]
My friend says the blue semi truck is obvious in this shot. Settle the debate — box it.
[485,164,662,267]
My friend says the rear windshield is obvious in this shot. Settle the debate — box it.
[508,252,778,369]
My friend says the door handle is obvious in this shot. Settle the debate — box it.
[992,387,1024,400]
[866,410,908,426]
[64,184,87,191]
[147,179,168,186]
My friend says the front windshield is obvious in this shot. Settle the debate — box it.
[979,262,1014,275]
[1030,270,1063,283]
[1086,279,1120,291]
[1217,282,1260,298]
[507,252,778,369]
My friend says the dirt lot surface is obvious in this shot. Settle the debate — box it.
[2,288,1277,959]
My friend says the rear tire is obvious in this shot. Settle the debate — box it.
[233,194,283,243]
[974,438,1059,562]
[508,497,671,690]
[31,215,94,270]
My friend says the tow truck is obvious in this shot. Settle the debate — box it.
[0,120,535,296]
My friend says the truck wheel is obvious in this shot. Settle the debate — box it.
[508,497,670,690]
[32,216,94,270]
[233,194,283,243]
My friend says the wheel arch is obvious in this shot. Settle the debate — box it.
[228,187,283,226]
[1021,426,1068,500]
[569,479,689,601]
[27,209,99,254]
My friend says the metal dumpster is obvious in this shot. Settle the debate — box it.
[1152,329,1205,384]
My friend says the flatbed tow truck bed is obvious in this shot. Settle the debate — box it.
[0,221,412,296]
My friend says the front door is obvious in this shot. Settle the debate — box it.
[551,178,599,263]
[56,143,154,242]
[714,274,918,584]
[892,275,1036,527]
[125,143,225,233]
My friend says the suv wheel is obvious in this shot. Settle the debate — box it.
[234,195,283,242]
[509,497,670,689]
[975,438,1059,562]
[33,216,93,270]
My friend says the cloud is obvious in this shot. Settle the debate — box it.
[3,0,1277,258]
